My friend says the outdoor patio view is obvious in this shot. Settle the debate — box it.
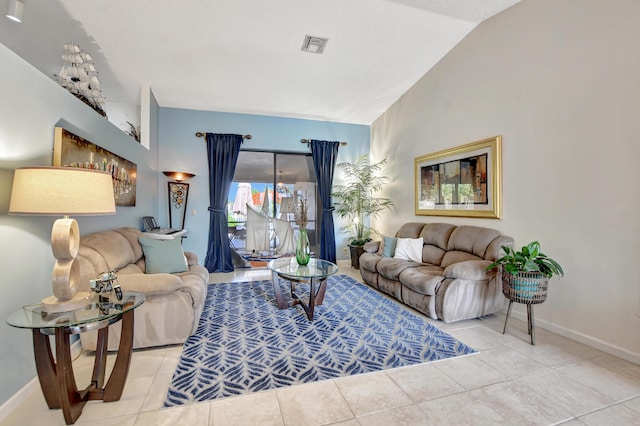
[227,150,319,261]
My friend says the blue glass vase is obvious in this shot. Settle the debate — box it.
[296,229,311,266]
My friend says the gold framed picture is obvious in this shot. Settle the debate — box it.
[414,136,502,218]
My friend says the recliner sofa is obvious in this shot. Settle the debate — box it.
[359,222,513,323]
[75,227,209,350]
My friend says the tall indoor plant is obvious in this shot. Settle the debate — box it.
[332,154,393,268]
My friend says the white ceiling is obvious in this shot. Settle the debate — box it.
[0,0,520,125]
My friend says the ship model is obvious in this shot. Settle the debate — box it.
[52,42,107,118]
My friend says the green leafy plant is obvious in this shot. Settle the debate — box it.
[486,241,564,278]
[332,154,394,246]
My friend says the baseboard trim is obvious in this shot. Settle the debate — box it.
[0,338,83,422]
[0,377,39,423]
[507,309,640,365]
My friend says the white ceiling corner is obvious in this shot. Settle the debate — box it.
[0,0,521,125]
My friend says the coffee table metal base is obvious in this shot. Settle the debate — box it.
[271,272,328,320]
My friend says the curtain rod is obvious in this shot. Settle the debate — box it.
[300,139,348,146]
[195,132,252,139]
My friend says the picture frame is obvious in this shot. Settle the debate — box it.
[53,127,137,206]
[414,136,502,218]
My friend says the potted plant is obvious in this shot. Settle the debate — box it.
[486,241,564,304]
[332,154,394,268]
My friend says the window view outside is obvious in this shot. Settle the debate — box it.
[227,151,318,258]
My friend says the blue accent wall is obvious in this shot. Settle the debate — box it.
[158,107,370,262]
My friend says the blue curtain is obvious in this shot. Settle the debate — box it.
[204,133,243,272]
[310,140,340,263]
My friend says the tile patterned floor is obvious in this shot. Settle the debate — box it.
[2,267,639,425]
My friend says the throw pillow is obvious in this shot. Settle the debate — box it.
[382,236,398,258]
[139,236,188,274]
[394,237,423,263]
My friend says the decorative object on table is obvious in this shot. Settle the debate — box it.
[294,193,310,265]
[53,127,137,206]
[332,154,394,269]
[9,167,116,312]
[414,135,502,218]
[51,42,107,117]
[486,241,564,345]
[164,275,476,406]
[163,171,195,229]
[89,271,123,303]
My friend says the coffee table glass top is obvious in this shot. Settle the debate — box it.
[6,292,144,332]
[268,258,339,279]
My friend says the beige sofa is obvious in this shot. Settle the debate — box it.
[75,227,209,350]
[359,222,513,323]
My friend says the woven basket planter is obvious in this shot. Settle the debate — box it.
[502,270,549,304]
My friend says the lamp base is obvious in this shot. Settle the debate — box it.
[41,291,91,313]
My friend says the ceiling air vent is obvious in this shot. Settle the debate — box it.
[301,35,328,54]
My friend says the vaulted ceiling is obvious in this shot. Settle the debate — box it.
[0,0,521,125]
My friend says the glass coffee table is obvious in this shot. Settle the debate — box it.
[6,292,144,424]
[268,258,338,320]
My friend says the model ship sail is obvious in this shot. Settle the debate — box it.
[52,42,107,117]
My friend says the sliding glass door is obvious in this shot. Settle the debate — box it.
[227,150,319,256]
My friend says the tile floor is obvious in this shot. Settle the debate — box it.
[2,266,639,425]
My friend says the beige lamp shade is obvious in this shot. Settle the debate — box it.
[9,167,116,215]
[9,167,116,312]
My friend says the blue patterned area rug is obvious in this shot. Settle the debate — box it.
[164,275,476,406]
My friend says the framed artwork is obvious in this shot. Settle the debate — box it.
[414,136,502,218]
[53,127,137,206]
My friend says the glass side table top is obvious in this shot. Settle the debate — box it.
[268,258,339,279]
[6,291,144,333]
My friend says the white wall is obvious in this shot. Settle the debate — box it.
[0,43,161,405]
[371,0,640,362]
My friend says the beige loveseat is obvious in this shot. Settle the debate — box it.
[359,222,513,323]
[75,227,209,350]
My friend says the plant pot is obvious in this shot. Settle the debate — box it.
[349,244,365,269]
[502,270,549,304]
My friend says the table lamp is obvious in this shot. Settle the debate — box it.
[9,167,116,312]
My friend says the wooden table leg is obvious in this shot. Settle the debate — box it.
[55,327,86,425]
[271,271,288,309]
[32,330,60,409]
[101,309,134,401]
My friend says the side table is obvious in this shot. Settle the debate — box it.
[6,291,144,424]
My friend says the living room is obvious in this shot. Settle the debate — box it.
[1,0,639,424]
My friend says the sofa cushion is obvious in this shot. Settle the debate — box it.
[81,230,139,271]
[394,237,423,262]
[360,252,382,273]
[446,225,501,259]
[395,222,425,238]
[377,257,420,280]
[139,237,188,274]
[399,265,445,295]
[382,236,397,258]
[441,250,482,269]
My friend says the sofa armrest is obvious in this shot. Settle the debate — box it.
[443,260,496,281]
[117,273,182,296]
[184,251,199,266]
[363,241,380,253]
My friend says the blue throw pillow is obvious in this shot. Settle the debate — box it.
[139,236,188,274]
[382,236,397,258]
